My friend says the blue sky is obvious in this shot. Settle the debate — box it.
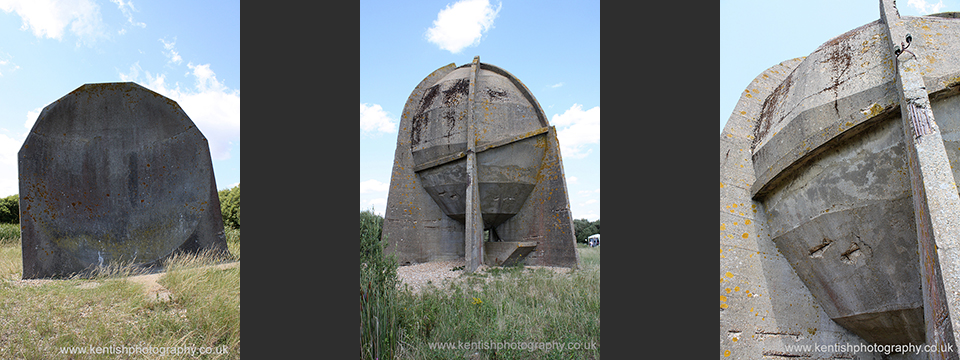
[0,0,240,197]
[720,0,955,134]
[360,0,600,221]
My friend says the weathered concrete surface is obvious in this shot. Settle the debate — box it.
[723,2,960,358]
[483,241,537,267]
[760,114,923,345]
[751,12,960,200]
[383,59,578,271]
[720,58,883,359]
[20,82,227,279]
[882,0,960,355]
[384,63,464,265]
[750,20,900,199]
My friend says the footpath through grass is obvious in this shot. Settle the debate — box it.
[0,225,240,359]
[395,244,601,360]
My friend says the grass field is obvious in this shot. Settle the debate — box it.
[394,244,600,359]
[0,224,240,359]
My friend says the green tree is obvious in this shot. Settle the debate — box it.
[0,194,19,224]
[218,185,240,229]
[573,218,600,243]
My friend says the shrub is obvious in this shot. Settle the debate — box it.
[218,185,240,229]
[0,223,20,245]
[360,209,400,360]
[573,218,600,243]
[0,194,18,224]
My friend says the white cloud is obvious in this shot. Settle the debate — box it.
[360,197,387,216]
[0,116,26,195]
[425,0,501,54]
[159,37,182,65]
[360,179,390,194]
[110,0,145,30]
[369,197,387,209]
[550,82,564,88]
[24,106,43,129]
[0,52,18,77]
[360,103,397,135]
[120,56,240,161]
[361,179,390,215]
[567,176,578,185]
[552,104,600,159]
[908,0,945,14]
[0,132,23,197]
[118,61,140,82]
[0,0,107,45]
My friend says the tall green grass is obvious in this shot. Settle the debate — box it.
[396,245,601,359]
[0,223,20,246]
[159,251,241,355]
[358,210,600,359]
[224,226,240,260]
[360,210,400,360]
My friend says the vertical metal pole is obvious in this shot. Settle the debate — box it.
[881,1,960,356]
[465,56,483,273]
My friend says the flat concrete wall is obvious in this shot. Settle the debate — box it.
[20,83,227,279]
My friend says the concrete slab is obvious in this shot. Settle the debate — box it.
[19,82,228,279]
[483,241,537,267]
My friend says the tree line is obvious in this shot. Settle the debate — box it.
[573,218,600,243]
[0,184,240,229]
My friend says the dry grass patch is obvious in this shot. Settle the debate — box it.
[0,228,241,359]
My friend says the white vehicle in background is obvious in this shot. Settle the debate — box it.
[587,234,600,247]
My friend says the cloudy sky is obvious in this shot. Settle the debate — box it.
[360,0,600,220]
[720,0,954,133]
[0,0,240,197]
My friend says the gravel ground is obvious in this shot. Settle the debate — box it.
[396,260,470,293]
[396,259,572,293]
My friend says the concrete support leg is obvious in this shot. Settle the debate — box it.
[882,0,960,356]
[465,151,482,273]
[464,55,482,273]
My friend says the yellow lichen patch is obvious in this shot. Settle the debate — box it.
[720,303,729,309]
[745,219,752,225]
[742,232,749,239]
[721,223,726,231]
[724,350,731,357]
[725,271,734,278]
[720,182,725,188]
[734,286,740,292]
